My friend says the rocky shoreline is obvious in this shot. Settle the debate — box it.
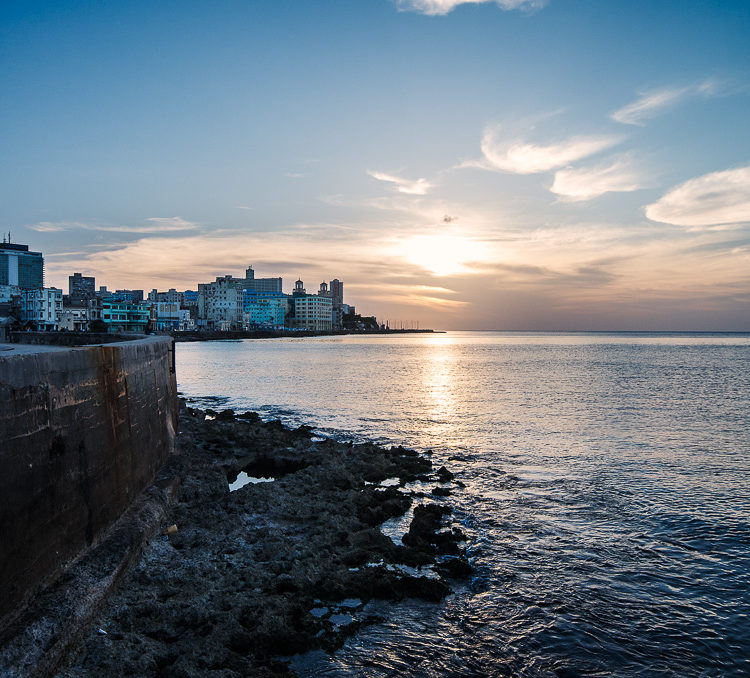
[56,402,469,677]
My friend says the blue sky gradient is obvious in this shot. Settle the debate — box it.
[2,0,749,329]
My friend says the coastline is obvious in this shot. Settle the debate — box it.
[55,401,469,676]
[170,329,441,342]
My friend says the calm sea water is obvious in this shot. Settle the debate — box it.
[176,332,750,677]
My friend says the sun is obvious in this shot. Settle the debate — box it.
[395,234,490,276]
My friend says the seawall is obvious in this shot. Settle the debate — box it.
[0,335,178,624]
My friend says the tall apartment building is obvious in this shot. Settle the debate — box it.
[68,272,95,306]
[198,275,244,329]
[0,241,44,290]
[330,278,344,329]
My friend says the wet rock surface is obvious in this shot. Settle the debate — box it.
[56,404,469,677]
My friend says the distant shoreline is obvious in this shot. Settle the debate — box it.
[169,328,441,342]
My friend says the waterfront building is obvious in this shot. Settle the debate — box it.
[20,287,62,330]
[68,273,95,306]
[0,241,44,290]
[241,289,286,329]
[197,275,244,329]
[101,297,149,332]
[58,306,89,332]
[152,301,193,331]
[292,280,333,331]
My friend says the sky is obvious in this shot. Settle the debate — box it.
[2,0,749,330]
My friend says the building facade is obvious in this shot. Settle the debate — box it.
[241,290,286,329]
[292,281,333,331]
[0,242,44,290]
[151,302,193,331]
[101,298,149,332]
[58,306,90,332]
[68,272,95,306]
[198,276,244,329]
[21,287,63,330]
[244,267,283,295]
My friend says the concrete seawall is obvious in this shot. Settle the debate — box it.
[0,336,178,624]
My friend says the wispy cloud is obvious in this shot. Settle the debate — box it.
[144,217,199,231]
[27,217,199,234]
[393,0,546,16]
[477,125,621,174]
[368,170,434,195]
[611,79,721,126]
[551,156,646,202]
[645,165,750,227]
[27,221,85,232]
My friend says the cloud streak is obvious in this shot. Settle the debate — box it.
[611,79,720,126]
[27,217,199,234]
[393,0,546,15]
[478,126,621,174]
[645,165,750,227]
[368,170,434,195]
[551,156,645,201]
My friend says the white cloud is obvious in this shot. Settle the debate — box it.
[611,79,721,126]
[27,217,198,234]
[551,156,645,202]
[368,170,434,195]
[479,126,621,174]
[394,0,546,15]
[28,221,84,232]
[645,165,750,227]
[144,217,199,231]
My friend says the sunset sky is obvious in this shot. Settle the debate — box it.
[2,0,749,330]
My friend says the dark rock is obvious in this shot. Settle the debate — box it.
[436,466,454,482]
[55,403,465,677]
[436,556,472,578]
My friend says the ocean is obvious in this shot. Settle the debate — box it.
[176,331,750,676]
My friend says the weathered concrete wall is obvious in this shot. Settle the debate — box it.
[10,331,142,346]
[0,336,177,623]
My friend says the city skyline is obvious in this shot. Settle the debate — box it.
[2,0,749,330]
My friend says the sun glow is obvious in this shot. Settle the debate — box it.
[395,234,492,276]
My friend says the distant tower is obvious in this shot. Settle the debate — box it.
[245,266,255,280]
[318,281,329,296]
[330,279,343,304]
[330,279,344,328]
[293,279,306,296]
